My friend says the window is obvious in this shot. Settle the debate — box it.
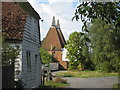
[26,51,31,71]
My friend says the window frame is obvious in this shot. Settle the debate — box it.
[26,50,31,71]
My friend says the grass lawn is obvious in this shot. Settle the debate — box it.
[113,84,120,90]
[45,80,69,88]
[55,70,118,78]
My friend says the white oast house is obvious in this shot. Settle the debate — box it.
[2,2,42,88]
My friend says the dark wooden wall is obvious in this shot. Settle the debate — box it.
[2,64,14,88]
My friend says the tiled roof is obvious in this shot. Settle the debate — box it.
[41,17,66,50]
[2,2,28,40]
[58,29,66,45]
[2,2,40,40]
[41,27,66,50]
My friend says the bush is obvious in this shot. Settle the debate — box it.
[113,84,120,90]
[68,64,77,70]
[54,77,68,84]
[100,61,112,73]
[2,39,20,66]
[14,79,26,88]
[40,48,53,65]
[68,67,74,70]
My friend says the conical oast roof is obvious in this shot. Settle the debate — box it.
[57,19,66,45]
[41,17,66,50]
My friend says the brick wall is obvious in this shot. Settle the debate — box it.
[48,50,68,70]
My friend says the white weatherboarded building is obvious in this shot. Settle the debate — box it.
[2,2,42,88]
[62,48,69,62]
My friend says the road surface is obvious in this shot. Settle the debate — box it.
[63,77,118,88]
[52,71,118,89]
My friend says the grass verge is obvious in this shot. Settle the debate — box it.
[45,80,69,88]
[55,70,118,78]
[113,84,120,90]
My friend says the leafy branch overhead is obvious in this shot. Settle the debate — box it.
[72,1,120,32]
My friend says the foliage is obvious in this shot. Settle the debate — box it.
[14,79,26,88]
[55,70,118,78]
[65,32,92,70]
[89,19,120,72]
[72,1,120,72]
[2,39,20,66]
[40,48,53,65]
[113,84,120,89]
[73,1,120,32]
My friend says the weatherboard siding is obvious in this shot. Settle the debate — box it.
[2,2,41,88]
[23,16,40,44]
[21,16,41,88]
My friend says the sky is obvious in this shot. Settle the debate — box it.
[27,0,83,41]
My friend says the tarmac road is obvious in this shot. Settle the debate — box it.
[63,77,118,88]
[52,71,118,89]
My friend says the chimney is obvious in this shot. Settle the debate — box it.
[51,16,56,27]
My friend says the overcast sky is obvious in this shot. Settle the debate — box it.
[28,0,83,41]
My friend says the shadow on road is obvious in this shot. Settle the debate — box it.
[33,88,114,90]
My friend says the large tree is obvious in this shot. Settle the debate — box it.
[89,19,120,72]
[72,0,120,72]
[65,32,91,70]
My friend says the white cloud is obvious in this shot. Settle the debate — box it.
[28,0,82,41]
[48,0,79,3]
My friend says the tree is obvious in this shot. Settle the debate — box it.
[72,1,120,72]
[65,32,91,70]
[40,48,53,65]
[2,38,20,66]
[89,19,120,72]
[73,1,120,32]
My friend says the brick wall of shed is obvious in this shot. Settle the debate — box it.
[48,50,68,70]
